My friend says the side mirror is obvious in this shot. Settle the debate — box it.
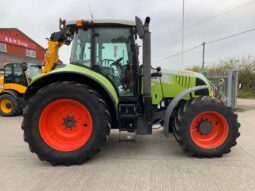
[59,18,66,31]
[151,72,162,77]
[151,66,162,77]
[156,66,161,72]
[135,16,144,39]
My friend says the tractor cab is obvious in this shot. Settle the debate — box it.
[68,20,138,98]
[65,19,151,134]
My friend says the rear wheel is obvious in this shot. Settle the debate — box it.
[0,94,22,117]
[173,96,240,157]
[22,82,111,165]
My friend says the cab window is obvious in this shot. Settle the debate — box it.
[13,64,27,86]
[70,29,92,67]
[4,64,27,86]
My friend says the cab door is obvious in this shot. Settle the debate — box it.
[94,27,137,99]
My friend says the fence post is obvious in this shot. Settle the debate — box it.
[233,70,238,109]
[227,70,238,109]
[227,70,233,107]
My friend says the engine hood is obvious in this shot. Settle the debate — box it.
[162,69,208,81]
[151,68,212,105]
[161,69,210,87]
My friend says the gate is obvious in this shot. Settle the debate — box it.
[204,70,238,109]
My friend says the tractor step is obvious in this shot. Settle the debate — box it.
[119,103,136,115]
[119,103,137,132]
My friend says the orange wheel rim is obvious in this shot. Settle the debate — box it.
[190,111,229,149]
[39,99,93,152]
[0,99,12,114]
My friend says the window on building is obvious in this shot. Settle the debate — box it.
[25,49,36,58]
[0,43,6,52]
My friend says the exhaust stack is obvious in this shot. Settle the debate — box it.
[135,16,152,135]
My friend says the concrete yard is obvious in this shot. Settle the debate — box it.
[0,99,255,191]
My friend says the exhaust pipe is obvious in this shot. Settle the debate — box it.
[136,16,152,134]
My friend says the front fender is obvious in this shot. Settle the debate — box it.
[163,85,208,137]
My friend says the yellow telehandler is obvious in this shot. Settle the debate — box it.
[0,62,41,116]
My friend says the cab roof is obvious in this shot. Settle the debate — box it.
[66,19,136,27]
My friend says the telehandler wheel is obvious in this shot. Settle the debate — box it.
[0,94,22,117]
[22,82,111,165]
[173,96,240,157]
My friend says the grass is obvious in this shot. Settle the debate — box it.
[187,57,255,99]
[238,88,255,98]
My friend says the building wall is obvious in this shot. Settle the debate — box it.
[0,52,43,69]
[0,29,45,68]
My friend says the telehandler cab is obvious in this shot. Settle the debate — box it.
[21,17,240,165]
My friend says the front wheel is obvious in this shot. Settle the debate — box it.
[22,82,111,165]
[0,94,22,117]
[173,96,240,157]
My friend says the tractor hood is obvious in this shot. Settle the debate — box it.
[162,69,212,93]
[151,69,212,105]
[162,69,209,83]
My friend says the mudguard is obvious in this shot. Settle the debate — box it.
[163,85,208,137]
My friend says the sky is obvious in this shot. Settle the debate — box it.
[1,0,255,69]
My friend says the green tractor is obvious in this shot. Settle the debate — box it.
[21,17,240,165]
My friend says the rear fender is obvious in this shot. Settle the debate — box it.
[25,71,119,128]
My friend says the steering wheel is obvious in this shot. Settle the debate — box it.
[110,57,124,78]
[102,59,115,66]
[109,57,128,89]
[110,57,123,67]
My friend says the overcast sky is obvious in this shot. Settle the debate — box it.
[1,0,255,69]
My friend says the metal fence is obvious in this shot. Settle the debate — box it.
[204,70,238,109]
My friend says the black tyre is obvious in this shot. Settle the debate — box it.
[173,96,240,157]
[0,94,22,117]
[22,81,111,165]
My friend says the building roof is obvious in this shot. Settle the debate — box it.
[66,19,136,27]
[0,28,45,50]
